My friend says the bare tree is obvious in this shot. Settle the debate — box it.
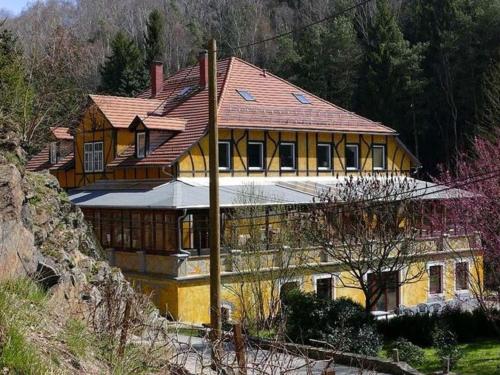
[222,185,306,334]
[305,176,426,313]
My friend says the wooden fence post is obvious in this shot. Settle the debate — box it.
[233,323,246,375]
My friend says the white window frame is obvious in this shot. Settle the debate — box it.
[93,142,104,172]
[345,144,359,171]
[372,145,386,171]
[454,259,471,293]
[313,273,336,300]
[218,141,231,171]
[279,142,296,170]
[247,141,264,170]
[49,142,57,164]
[84,142,104,173]
[317,143,332,170]
[136,132,146,159]
[84,143,94,172]
[427,261,445,298]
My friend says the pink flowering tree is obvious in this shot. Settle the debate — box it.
[431,132,499,328]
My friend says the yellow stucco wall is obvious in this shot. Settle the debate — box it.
[124,252,482,325]
[177,130,413,177]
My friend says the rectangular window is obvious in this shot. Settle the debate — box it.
[218,141,231,170]
[429,265,443,294]
[372,145,386,170]
[49,142,57,164]
[455,262,469,291]
[317,143,331,170]
[84,143,94,172]
[84,142,104,173]
[280,143,296,170]
[316,277,333,300]
[136,132,146,158]
[248,141,264,170]
[93,142,103,172]
[345,144,359,170]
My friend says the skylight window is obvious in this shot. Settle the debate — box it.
[293,93,311,104]
[177,86,194,98]
[236,89,255,101]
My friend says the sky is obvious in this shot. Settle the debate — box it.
[0,0,32,16]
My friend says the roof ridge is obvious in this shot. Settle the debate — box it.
[217,56,236,113]
[227,57,396,134]
[89,94,164,103]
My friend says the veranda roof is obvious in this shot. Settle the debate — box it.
[68,176,471,210]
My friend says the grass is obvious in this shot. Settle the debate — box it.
[383,338,500,375]
[61,319,93,359]
[416,339,500,375]
[0,278,53,373]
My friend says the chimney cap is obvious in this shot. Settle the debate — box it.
[198,50,208,58]
[152,60,163,66]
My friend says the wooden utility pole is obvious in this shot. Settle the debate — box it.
[208,38,221,343]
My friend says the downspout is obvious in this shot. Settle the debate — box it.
[177,209,190,255]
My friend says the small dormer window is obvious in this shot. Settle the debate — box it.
[136,132,146,158]
[49,142,57,164]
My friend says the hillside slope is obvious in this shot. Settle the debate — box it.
[0,126,176,373]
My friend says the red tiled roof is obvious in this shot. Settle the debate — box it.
[50,127,73,140]
[26,146,51,171]
[130,115,187,131]
[26,146,74,172]
[89,95,165,128]
[94,57,397,168]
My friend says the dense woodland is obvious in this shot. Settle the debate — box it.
[0,0,499,175]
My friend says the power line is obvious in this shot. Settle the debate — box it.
[222,169,500,229]
[217,167,500,217]
[231,0,374,51]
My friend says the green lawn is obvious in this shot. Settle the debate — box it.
[416,339,500,375]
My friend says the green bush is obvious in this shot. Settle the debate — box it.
[391,338,424,366]
[432,325,463,371]
[285,292,381,355]
[377,306,499,346]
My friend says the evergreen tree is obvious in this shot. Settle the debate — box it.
[0,25,34,138]
[477,55,500,138]
[356,0,425,149]
[144,9,165,68]
[99,32,147,96]
[273,10,362,109]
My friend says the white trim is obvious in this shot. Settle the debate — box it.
[454,258,471,293]
[345,144,359,170]
[136,132,146,159]
[317,143,332,170]
[427,261,445,298]
[248,141,264,170]
[49,142,57,164]
[312,273,336,300]
[372,145,386,170]
[277,277,303,292]
[93,141,104,172]
[279,142,296,170]
[218,141,231,171]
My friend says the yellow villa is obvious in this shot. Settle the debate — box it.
[27,53,482,324]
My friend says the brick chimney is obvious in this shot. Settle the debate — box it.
[198,50,208,88]
[150,61,163,98]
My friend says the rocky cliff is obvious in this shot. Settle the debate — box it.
[0,127,175,374]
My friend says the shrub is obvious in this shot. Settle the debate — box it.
[391,338,424,366]
[285,292,381,355]
[432,325,463,371]
[377,307,499,346]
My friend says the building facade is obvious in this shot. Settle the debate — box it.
[28,55,481,324]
